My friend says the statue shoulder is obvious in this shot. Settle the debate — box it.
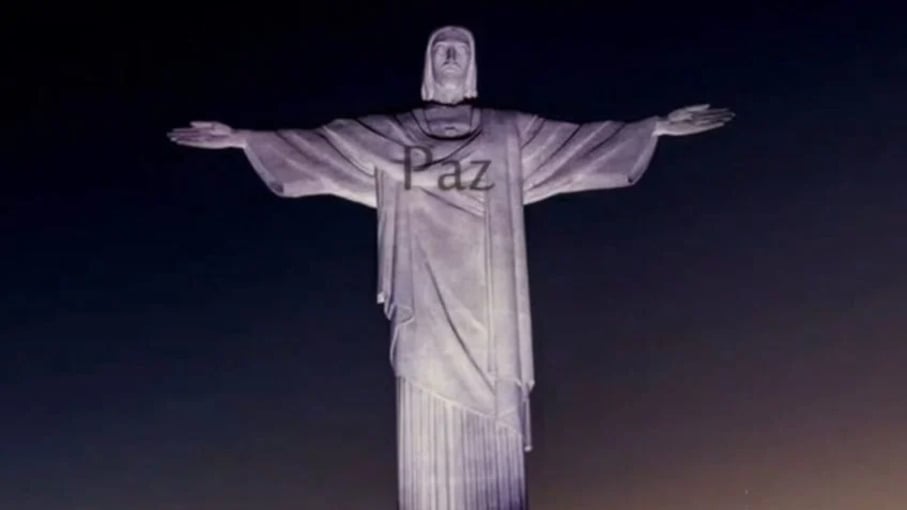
[478,108,544,138]
[498,107,542,119]
[477,107,530,121]
[314,111,410,134]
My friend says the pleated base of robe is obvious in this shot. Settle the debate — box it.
[397,377,527,510]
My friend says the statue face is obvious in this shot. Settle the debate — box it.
[430,31,471,88]
[421,26,476,104]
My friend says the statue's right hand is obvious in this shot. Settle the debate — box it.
[167,121,247,149]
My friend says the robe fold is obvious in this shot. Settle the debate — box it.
[241,105,659,509]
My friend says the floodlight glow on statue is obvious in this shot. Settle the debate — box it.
[169,25,732,510]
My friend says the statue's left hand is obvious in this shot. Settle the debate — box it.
[654,104,734,136]
[167,121,248,149]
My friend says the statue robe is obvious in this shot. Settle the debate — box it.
[241,104,659,509]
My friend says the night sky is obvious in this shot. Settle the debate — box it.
[4,3,906,509]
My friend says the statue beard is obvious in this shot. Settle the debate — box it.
[433,72,466,104]
[431,78,468,105]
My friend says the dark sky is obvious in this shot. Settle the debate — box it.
[3,2,906,509]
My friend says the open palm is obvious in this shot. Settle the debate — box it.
[167,121,246,149]
[655,104,734,136]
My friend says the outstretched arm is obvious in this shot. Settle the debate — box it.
[168,119,381,208]
[520,104,733,204]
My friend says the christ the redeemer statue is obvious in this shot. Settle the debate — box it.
[169,25,732,510]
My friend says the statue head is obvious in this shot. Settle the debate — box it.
[421,26,477,105]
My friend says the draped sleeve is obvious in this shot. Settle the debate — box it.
[517,113,660,205]
[241,115,410,208]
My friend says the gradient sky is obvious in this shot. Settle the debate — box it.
[3,3,906,509]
